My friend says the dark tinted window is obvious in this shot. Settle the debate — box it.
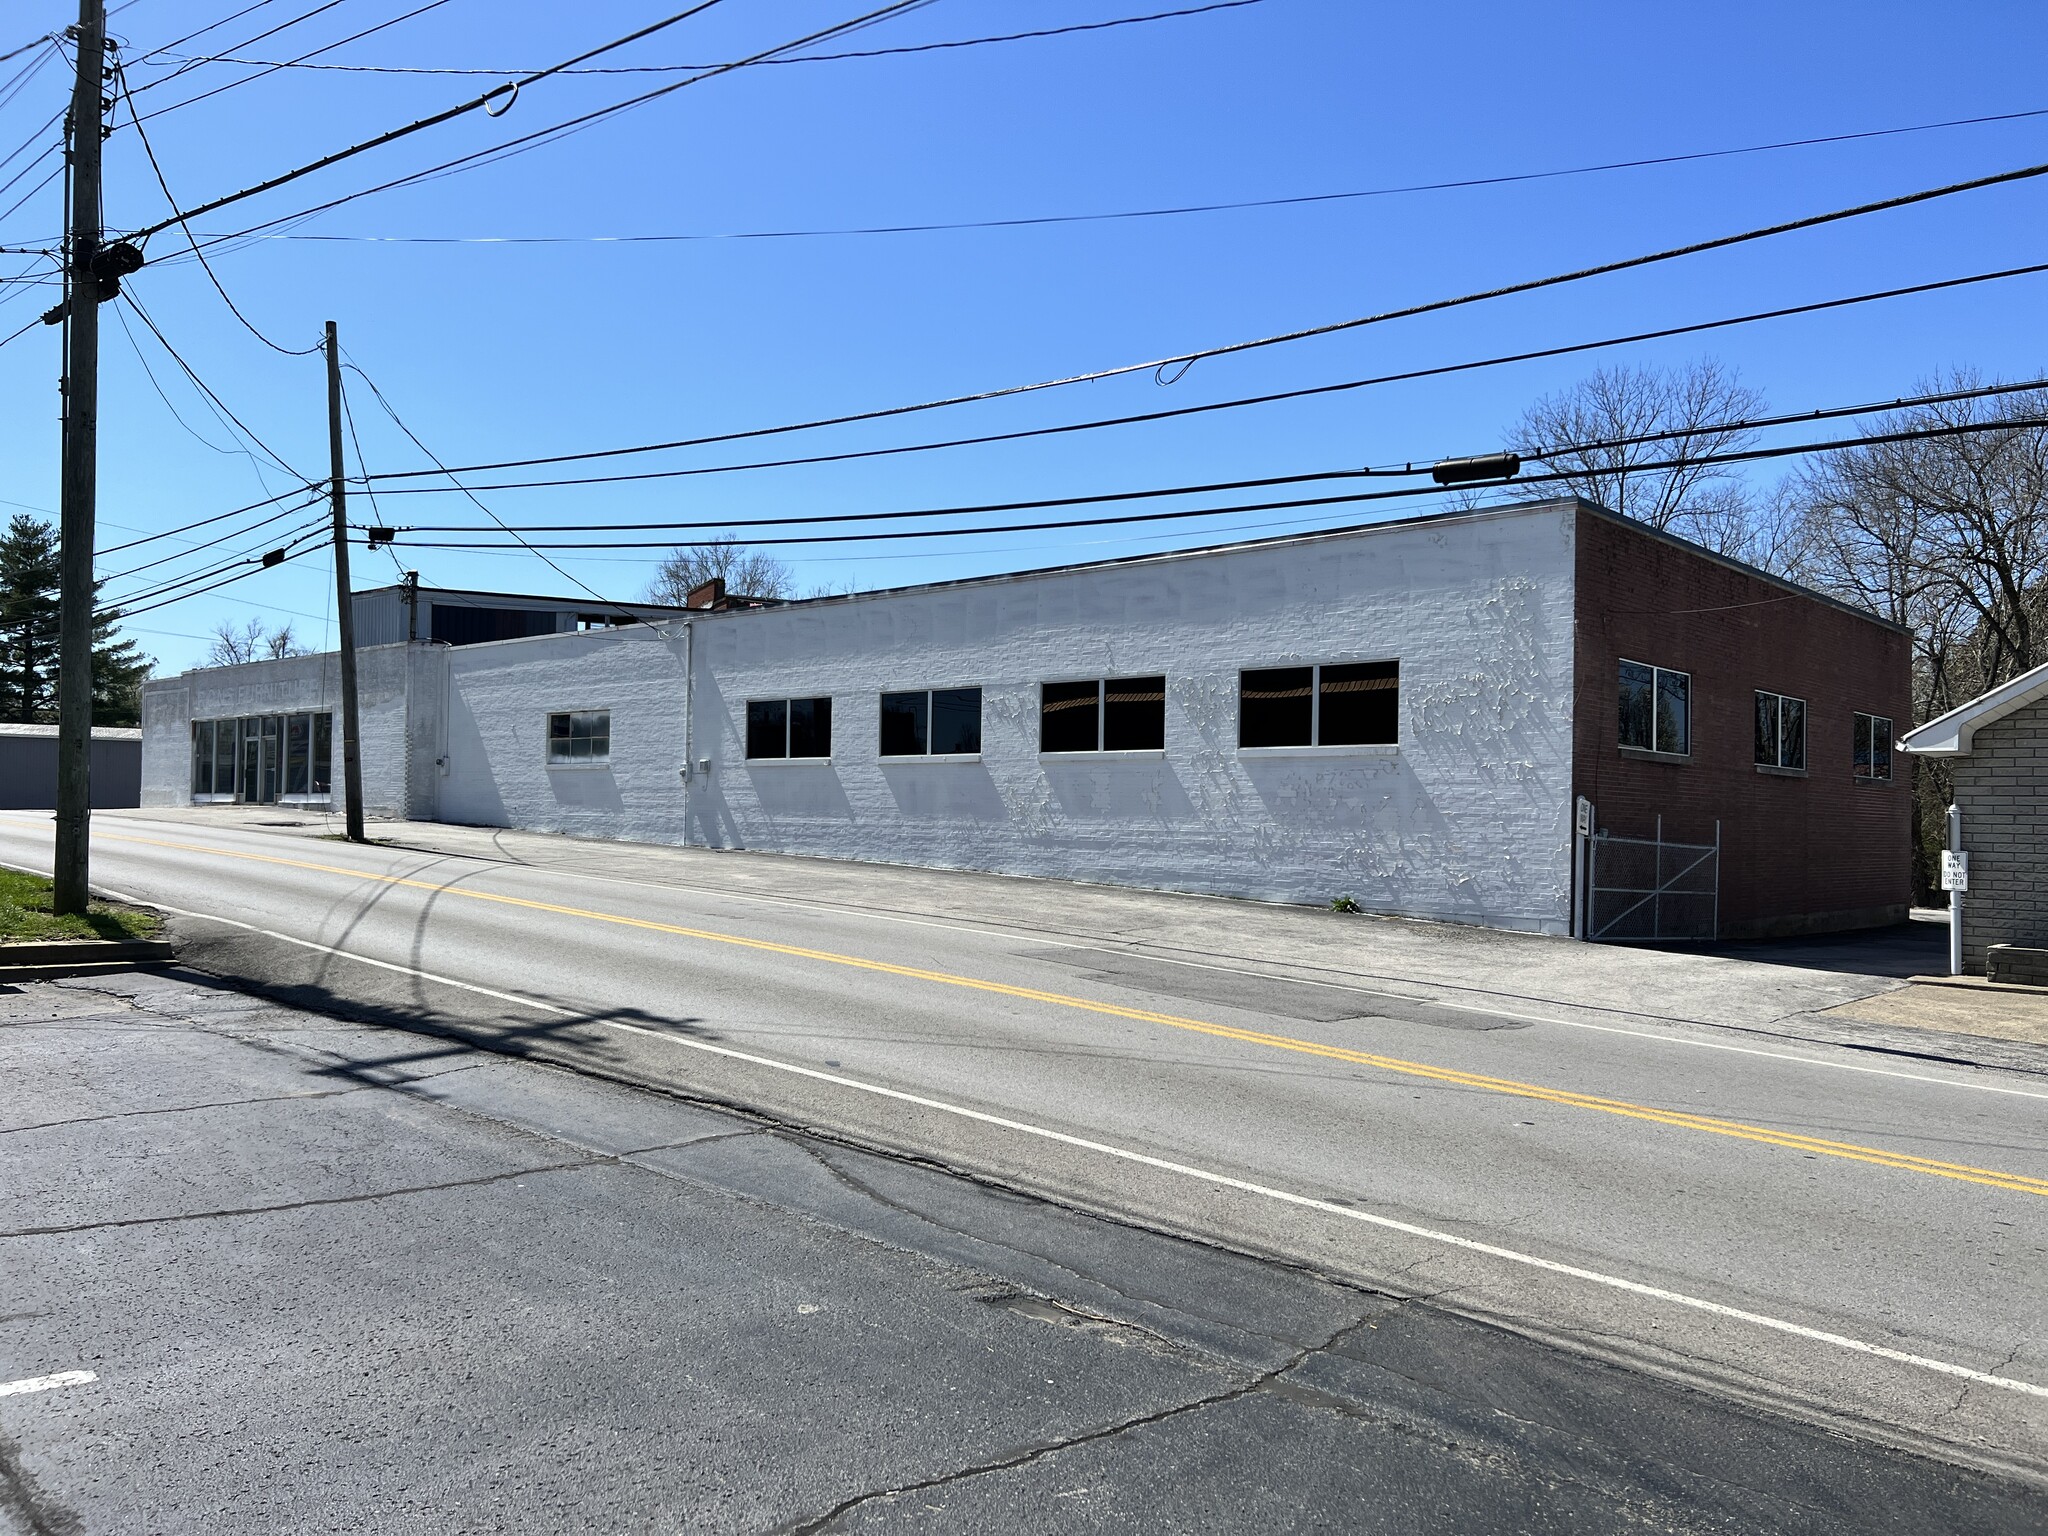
[1854,712,1892,780]
[312,714,333,794]
[1780,697,1805,769]
[1619,661,1654,750]
[880,691,928,757]
[1239,667,1312,748]
[1656,669,1690,756]
[1754,692,1778,765]
[931,689,982,755]
[1103,676,1166,751]
[431,603,558,646]
[1319,661,1398,745]
[747,699,787,759]
[789,696,831,758]
[1041,680,1099,753]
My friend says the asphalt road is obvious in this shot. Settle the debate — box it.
[4,969,2040,1534]
[2,809,2044,1501]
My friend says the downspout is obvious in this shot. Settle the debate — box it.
[681,619,695,846]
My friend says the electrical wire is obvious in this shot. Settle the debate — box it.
[120,292,306,476]
[132,0,459,127]
[382,414,2048,554]
[129,0,353,95]
[115,56,321,354]
[119,0,742,241]
[132,0,949,247]
[340,353,672,634]
[178,102,2048,250]
[365,377,2048,538]
[129,0,285,66]
[97,498,327,583]
[155,1,1263,76]
[97,483,322,554]
[108,539,322,619]
[355,258,2048,488]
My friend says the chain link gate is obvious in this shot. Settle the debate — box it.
[1582,817,1720,942]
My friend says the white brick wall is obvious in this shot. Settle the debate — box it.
[439,504,1580,931]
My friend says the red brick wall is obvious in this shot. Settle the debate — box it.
[1572,505,1913,938]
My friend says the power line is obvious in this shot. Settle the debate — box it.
[340,353,672,634]
[119,0,746,241]
[177,102,2048,250]
[131,0,459,126]
[115,56,321,353]
[120,292,305,476]
[154,1,1264,76]
[382,415,2048,554]
[171,0,951,251]
[97,483,320,554]
[129,0,286,66]
[355,258,2048,489]
[129,0,353,95]
[195,149,2048,412]
[97,498,327,583]
[366,377,2048,537]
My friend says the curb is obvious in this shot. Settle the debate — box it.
[0,938,174,984]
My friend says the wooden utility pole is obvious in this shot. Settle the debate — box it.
[52,0,106,915]
[324,321,366,842]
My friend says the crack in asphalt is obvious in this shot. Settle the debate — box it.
[0,1430,81,1536]
[0,1088,362,1137]
[0,1159,598,1240]
[775,1312,1384,1535]
[776,1135,1304,1353]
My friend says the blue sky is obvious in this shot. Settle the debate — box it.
[3,0,2045,673]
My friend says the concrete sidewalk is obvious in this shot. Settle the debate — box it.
[107,806,2048,1074]
[5,969,2040,1533]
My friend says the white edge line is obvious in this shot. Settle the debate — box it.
[0,1370,96,1397]
[3,824,2038,1101]
[65,881,2048,1405]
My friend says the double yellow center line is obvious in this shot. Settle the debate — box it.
[107,830,2048,1200]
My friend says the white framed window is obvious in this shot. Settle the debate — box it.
[547,709,611,765]
[1853,712,1893,781]
[1619,659,1689,756]
[1754,690,1806,770]
[1040,676,1165,753]
[880,688,982,757]
[1239,662,1398,749]
[747,696,832,759]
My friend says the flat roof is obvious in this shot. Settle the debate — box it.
[686,494,1904,635]
[0,723,142,740]
[354,582,692,613]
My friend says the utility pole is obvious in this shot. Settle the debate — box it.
[52,0,106,915]
[325,321,366,842]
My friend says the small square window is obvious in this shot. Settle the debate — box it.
[1239,667,1313,748]
[547,710,611,764]
[1103,675,1166,751]
[1040,680,1101,753]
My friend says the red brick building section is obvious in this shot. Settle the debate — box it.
[1571,503,1913,939]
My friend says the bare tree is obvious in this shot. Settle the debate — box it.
[645,537,794,606]
[1507,359,1767,555]
[1782,372,2048,896]
[207,618,307,667]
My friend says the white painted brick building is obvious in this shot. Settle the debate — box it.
[142,499,1721,935]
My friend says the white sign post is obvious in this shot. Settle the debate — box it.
[1944,804,1965,977]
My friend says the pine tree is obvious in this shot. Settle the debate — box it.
[0,513,153,725]
[0,514,60,723]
